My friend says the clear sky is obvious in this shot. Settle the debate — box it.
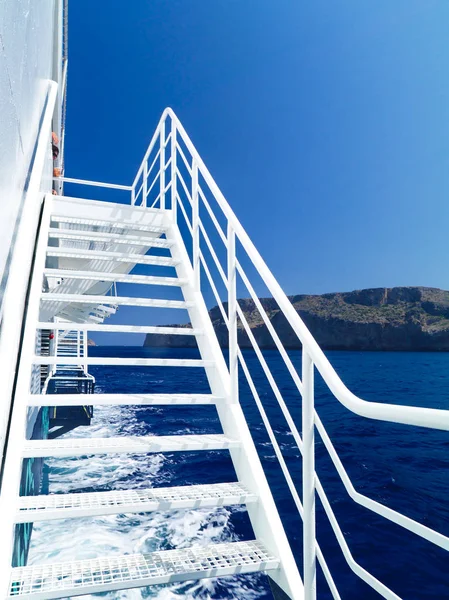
[65,1,449,344]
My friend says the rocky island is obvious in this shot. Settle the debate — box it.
[144,287,449,351]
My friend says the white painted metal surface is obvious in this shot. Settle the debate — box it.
[16,482,257,522]
[23,433,240,458]
[9,541,278,599]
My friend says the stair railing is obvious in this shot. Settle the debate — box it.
[131,108,449,600]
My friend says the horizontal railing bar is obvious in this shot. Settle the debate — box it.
[53,177,132,190]
[36,322,200,335]
[34,357,214,367]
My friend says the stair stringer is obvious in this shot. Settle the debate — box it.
[165,215,304,600]
[0,196,55,597]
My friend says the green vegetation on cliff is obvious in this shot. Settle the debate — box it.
[144,287,449,351]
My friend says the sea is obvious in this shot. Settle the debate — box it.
[27,347,449,600]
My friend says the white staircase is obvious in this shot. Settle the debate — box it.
[0,194,303,599]
[4,107,447,600]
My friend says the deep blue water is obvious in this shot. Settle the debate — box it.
[36,348,449,599]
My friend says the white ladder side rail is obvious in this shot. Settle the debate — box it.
[165,214,304,600]
[0,196,54,597]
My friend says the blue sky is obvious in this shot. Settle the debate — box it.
[65,1,449,343]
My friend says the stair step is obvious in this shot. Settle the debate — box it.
[16,482,256,522]
[46,248,178,266]
[36,323,200,335]
[48,230,175,247]
[50,215,166,234]
[33,357,213,367]
[41,294,193,309]
[44,270,186,286]
[28,393,224,406]
[22,434,239,458]
[8,540,277,599]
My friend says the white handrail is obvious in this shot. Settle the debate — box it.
[129,108,449,599]
[149,108,449,432]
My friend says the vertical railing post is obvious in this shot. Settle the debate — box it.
[227,223,238,402]
[171,117,177,221]
[302,348,316,600]
[143,158,148,208]
[160,120,166,210]
[192,160,200,291]
[83,329,88,374]
[131,186,135,205]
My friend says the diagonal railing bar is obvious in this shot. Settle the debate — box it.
[176,193,193,233]
[177,142,193,176]
[238,347,341,600]
[199,221,228,287]
[315,476,402,600]
[147,148,162,182]
[314,413,449,551]
[198,186,228,245]
[236,261,304,396]
[176,168,194,204]
[199,253,229,327]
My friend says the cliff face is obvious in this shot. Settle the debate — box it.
[144,287,449,351]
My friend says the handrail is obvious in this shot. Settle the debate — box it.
[129,108,449,599]
[147,108,449,432]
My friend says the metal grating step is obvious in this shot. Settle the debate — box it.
[22,434,240,458]
[36,322,201,335]
[9,540,278,599]
[50,215,167,234]
[16,482,256,522]
[46,248,178,266]
[41,294,193,309]
[43,270,186,286]
[32,357,213,368]
[28,393,224,407]
[48,230,175,247]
